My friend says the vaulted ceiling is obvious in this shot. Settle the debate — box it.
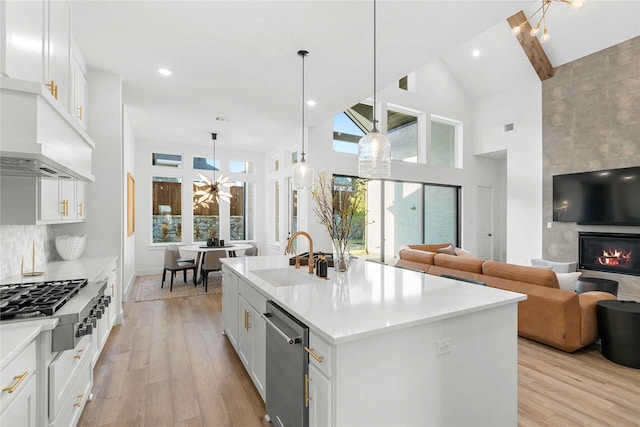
[71,1,640,152]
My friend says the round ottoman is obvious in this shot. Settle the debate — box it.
[576,277,618,296]
[596,300,640,369]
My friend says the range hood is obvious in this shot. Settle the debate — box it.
[0,78,95,181]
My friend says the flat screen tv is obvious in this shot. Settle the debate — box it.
[553,166,640,225]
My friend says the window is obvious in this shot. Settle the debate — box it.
[192,178,219,242]
[193,157,220,171]
[333,176,366,254]
[424,185,459,245]
[152,153,182,168]
[387,107,418,162]
[230,160,254,174]
[152,176,182,243]
[230,182,254,240]
[333,103,372,154]
[287,177,298,252]
[337,174,460,263]
[399,75,408,90]
[431,116,461,168]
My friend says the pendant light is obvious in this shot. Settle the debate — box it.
[194,133,233,206]
[292,49,314,189]
[358,0,391,179]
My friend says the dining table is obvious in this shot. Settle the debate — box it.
[180,243,252,283]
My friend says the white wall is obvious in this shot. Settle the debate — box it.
[265,59,505,261]
[134,138,265,275]
[122,107,136,297]
[474,81,543,265]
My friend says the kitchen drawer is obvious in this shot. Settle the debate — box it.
[307,332,332,377]
[49,334,92,417]
[49,352,92,427]
[238,278,267,313]
[0,339,36,414]
[0,373,36,427]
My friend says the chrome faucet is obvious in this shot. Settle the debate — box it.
[285,231,314,274]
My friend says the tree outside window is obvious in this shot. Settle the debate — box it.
[152,176,182,243]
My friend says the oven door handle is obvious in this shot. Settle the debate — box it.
[261,313,301,345]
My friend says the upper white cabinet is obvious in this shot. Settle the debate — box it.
[39,178,85,222]
[1,0,46,83]
[44,0,71,112]
[2,0,86,125]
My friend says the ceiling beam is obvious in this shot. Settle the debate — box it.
[507,11,555,81]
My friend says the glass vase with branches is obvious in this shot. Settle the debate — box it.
[311,172,367,272]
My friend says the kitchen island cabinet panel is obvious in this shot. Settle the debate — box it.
[221,255,525,426]
[0,373,37,427]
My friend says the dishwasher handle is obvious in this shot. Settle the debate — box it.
[262,313,301,345]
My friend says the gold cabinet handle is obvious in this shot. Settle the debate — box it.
[73,393,84,408]
[46,80,56,97]
[111,284,115,297]
[73,349,84,359]
[246,311,251,330]
[78,202,83,216]
[304,347,324,363]
[304,374,312,408]
[60,200,66,215]
[77,105,83,120]
[2,371,28,393]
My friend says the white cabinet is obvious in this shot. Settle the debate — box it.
[0,374,37,427]
[91,260,118,367]
[44,0,71,112]
[222,268,266,401]
[0,338,37,427]
[39,178,85,223]
[308,364,331,427]
[1,0,46,83]
[221,268,239,350]
[237,294,266,401]
[70,43,88,130]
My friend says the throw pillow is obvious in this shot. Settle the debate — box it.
[555,272,582,291]
[437,244,457,255]
[455,248,474,258]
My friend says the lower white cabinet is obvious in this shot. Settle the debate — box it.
[308,364,331,427]
[0,374,37,427]
[237,295,266,401]
[222,267,266,401]
[0,339,37,426]
[222,269,239,350]
[48,335,91,419]
[49,351,92,427]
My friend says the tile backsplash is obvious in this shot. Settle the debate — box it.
[0,225,55,280]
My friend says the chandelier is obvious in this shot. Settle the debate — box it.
[510,0,585,43]
[358,0,391,179]
[194,133,232,206]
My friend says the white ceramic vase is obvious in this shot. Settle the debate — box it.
[55,234,87,261]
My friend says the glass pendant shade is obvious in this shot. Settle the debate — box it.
[358,128,391,178]
[292,156,314,189]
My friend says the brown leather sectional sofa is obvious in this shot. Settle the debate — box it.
[396,244,617,352]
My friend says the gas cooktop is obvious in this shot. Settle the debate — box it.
[0,278,89,321]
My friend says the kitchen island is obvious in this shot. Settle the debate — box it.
[221,255,526,427]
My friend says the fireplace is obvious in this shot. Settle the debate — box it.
[579,232,640,276]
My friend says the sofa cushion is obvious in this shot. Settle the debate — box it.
[531,258,577,273]
[398,248,436,265]
[433,253,484,274]
[454,248,474,258]
[482,260,559,289]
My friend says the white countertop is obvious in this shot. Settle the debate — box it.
[0,318,58,368]
[0,256,118,285]
[222,256,527,345]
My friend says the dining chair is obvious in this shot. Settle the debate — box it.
[201,251,225,292]
[162,248,197,291]
[243,242,258,256]
[167,244,195,264]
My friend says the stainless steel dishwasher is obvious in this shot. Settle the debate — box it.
[263,300,309,427]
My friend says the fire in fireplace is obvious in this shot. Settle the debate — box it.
[580,232,640,276]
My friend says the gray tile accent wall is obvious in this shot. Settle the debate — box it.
[542,36,640,298]
[0,225,56,280]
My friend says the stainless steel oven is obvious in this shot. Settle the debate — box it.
[263,300,309,427]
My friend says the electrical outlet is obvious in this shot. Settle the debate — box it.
[436,338,452,356]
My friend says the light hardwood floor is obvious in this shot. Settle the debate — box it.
[79,290,640,427]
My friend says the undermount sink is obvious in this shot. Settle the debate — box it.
[251,267,316,287]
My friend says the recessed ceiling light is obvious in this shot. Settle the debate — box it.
[158,68,173,76]
[307,100,317,106]
[472,49,481,57]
